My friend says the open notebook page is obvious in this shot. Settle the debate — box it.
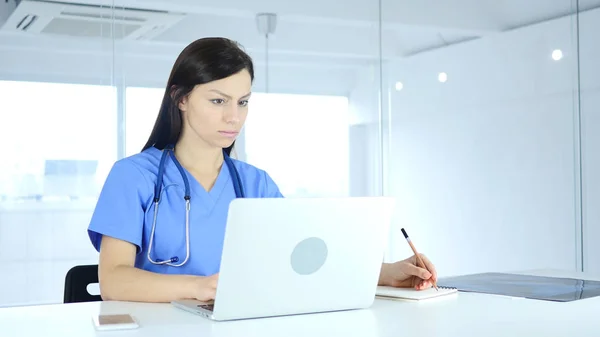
[376,286,458,301]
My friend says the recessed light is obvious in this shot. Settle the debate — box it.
[552,49,563,61]
[438,72,448,83]
[395,82,404,91]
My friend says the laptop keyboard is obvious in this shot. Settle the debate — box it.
[197,304,214,312]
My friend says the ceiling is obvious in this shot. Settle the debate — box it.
[128,0,600,58]
[1,0,599,95]
[4,0,598,61]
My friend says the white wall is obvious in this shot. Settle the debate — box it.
[0,201,100,306]
[384,9,600,276]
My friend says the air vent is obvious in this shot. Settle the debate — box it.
[60,11,147,23]
[1,0,185,40]
[16,14,38,31]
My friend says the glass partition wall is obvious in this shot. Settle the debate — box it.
[0,1,119,306]
[0,0,383,307]
[380,0,590,277]
[0,0,596,307]
[579,3,600,274]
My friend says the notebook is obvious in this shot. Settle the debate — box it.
[375,286,458,301]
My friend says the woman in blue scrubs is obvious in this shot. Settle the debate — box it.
[88,37,438,303]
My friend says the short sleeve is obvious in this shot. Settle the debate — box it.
[262,170,284,198]
[87,159,150,253]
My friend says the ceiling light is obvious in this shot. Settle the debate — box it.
[395,82,404,91]
[438,72,448,83]
[552,49,563,61]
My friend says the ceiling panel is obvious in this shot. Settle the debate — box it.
[3,0,600,82]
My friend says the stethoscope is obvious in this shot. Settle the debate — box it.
[147,144,245,267]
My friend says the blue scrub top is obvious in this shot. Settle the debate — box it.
[87,146,283,276]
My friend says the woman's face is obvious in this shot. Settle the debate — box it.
[178,69,252,149]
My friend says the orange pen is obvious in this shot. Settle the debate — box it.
[401,228,438,291]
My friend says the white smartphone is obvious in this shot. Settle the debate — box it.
[92,314,139,331]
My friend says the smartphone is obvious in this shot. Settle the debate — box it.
[92,314,139,331]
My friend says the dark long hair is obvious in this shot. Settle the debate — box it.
[142,37,254,156]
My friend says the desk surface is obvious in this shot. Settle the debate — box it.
[1,269,599,337]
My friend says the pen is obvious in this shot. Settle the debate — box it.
[400,228,438,291]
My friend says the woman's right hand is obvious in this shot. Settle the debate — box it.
[192,273,219,301]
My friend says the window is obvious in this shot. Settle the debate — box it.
[0,80,116,307]
[244,93,350,197]
[0,80,117,202]
[123,88,351,197]
[125,87,164,156]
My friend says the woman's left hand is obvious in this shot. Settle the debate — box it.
[378,254,437,290]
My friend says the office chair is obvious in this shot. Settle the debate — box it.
[63,264,102,303]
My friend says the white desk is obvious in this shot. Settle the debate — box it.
[1,269,599,337]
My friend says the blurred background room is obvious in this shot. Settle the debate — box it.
[0,0,598,307]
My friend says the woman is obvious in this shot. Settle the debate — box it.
[87,37,438,303]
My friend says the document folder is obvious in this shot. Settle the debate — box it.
[438,272,600,302]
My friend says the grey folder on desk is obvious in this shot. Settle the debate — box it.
[437,272,600,302]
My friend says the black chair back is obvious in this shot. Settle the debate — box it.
[63,264,102,303]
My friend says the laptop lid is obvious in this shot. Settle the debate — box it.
[211,197,394,321]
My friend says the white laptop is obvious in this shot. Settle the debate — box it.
[171,197,395,321]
